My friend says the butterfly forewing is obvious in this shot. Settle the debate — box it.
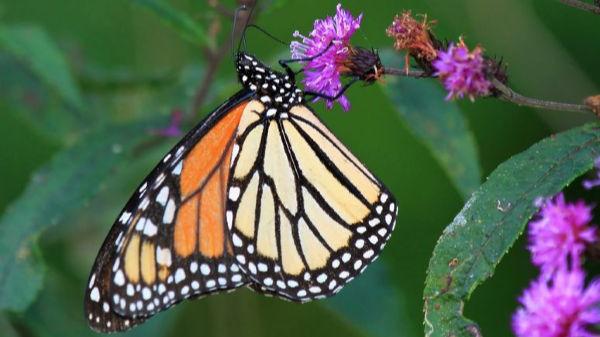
[226,103,397,302]
[85,91,253,332]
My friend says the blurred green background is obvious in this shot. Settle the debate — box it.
[0,0,599,337]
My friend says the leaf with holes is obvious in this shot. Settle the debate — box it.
[0,24,84,110]
[380,50,480,200]
[0,118,164,311]
[423,123,600,337]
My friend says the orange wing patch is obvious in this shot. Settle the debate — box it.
[199,169,226,257]
[174,102,247,259]
[174,197,198,257]
[180,104,247,197]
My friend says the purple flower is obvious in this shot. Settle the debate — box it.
[512,268,600,337]
[290,4,362,111]
[432,39,491,101]
[583,157,600,190]
[528,193,596,276]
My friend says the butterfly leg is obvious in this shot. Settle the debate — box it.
[303,77,359,102]
[278,42,335,78]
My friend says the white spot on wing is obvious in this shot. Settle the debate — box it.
[139,198,150,210]
[142,287,151,300]
[369,218,380,227]
[156,186,169,206]
[135,217,146,231]
[90,287,100,302]
[119,212,131,224]
[143,219,158,237]
[156,247,172,266]
[174,268,186,283]
[229,187,241,201]
[231,144,240,164]
[88,273,96,289]
[163,199,176,224]
[226,211,233,230]
[172,161,183,175]
[114,270,125,286]
[139,182,148,193]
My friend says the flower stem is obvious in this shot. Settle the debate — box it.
[382,66,595,115]
[557,0,600,15]
[381,67,428,78]
[490,78,592,114]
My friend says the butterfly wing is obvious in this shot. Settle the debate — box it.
[84,90,254,332]
[226,102,398,302]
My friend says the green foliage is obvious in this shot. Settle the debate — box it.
[1,1,599,337]
[0,24,84,110]
[0,314,19,337]
[326,262,406,337]
[424,123,600,337]
[131,0,212,48]
[0,119,164,311]
[23,268,177,337]
[380,51,481,199]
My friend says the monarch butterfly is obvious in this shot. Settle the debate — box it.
[84,32,397,333]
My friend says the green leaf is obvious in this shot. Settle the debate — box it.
[423,123,600,337]
[380,50,481,200]
[131,0,212,47]
[0,24,84,110]
[0,118,164,311]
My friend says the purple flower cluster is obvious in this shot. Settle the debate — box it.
[432,40,491,101]
[513,268,600,337]
[512,192,599,337]
[528,193,596,276]
[290,4,362,111]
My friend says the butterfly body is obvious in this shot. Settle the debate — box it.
[85,52,397,333]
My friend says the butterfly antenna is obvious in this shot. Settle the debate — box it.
[246,24,288,47]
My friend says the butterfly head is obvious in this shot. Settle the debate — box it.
[236,52,303,109]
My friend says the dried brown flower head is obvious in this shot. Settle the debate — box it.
[386,11,438,62]
[584,95,600,118]
[340,46,384,83]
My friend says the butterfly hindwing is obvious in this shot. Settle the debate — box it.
[226,102,398,302]
[85,90,253,332]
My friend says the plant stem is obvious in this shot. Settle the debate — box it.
[382,67,428,78]
[382,66,594,115]
[557,0,600,15]
[490,78,592,114]
[190,0,255,118]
